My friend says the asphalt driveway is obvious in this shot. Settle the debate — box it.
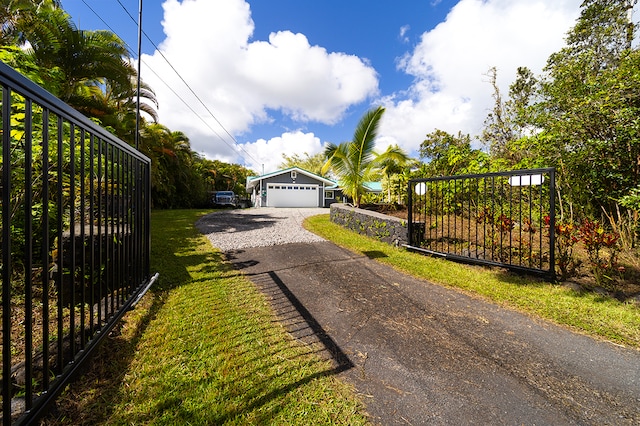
[199,208,640,425]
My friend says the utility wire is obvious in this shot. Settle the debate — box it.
[78,0,232,149]
[111,0,253,162]
[116,0,250,155]
[78,0,260,166]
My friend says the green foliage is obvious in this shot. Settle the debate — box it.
[513,0,640,217]
[279,151,327,176]
[420,1,640,279]
[0,45,62,90]
[419,129,489,177]
[323,106,389,207]
[0,0,250,210]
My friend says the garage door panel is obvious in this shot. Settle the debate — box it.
[267,184,318,207]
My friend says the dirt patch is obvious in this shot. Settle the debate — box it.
[359,203,408,220]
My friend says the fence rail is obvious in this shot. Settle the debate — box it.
[0,62,154,424]
[407,168,555,278]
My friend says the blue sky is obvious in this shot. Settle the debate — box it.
[61,0,589,173]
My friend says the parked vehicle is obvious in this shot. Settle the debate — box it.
[213,191,237,207]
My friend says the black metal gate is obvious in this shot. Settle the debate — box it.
[407,168,555,278]
[1,62,156,424]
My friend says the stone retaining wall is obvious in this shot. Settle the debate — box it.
[329,203,408,246]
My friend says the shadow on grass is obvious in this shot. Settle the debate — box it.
[41,210,217,425]
[253,270,354,372]
[362,250,389,259]
[102,264,358,424]
[203,269,356,424]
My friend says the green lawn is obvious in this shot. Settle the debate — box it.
[304,214,640,349]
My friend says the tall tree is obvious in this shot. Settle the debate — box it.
[377,144,413,203]
[420,129,488,177]
[8,0,153,143]
[22,7,135,104]
[481,66,541,167]
[0,0,62,45]
[279,152,327,176]
[526,0,640,216]
[481,66,545,170]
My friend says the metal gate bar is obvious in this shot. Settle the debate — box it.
[407,169,555,278]
[0,61,155,424]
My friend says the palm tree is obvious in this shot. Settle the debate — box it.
[93,75,159,143]
[13,3,159,145]
[322,106,392,207]
[25,10,135,102]
[140,124,197,207]
[0,0,62,45]
[378,144,412,203]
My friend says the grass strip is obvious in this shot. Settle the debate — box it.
[304,214,640,349]
[47,210,368,425]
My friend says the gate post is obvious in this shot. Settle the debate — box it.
[548,168,556,280]
[407,181,414,246]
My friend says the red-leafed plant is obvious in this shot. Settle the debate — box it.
[546,215,580,281]
[579,218,622,289]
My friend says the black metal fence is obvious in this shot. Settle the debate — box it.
[0,62,155,424]
[407,168,555,278]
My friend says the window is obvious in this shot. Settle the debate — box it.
[291,171,297,179]
[324,190,334,199]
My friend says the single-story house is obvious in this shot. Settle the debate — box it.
[246,167,384,208]
[246,167,340,208]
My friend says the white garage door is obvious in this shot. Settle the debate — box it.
[267,183,319,207]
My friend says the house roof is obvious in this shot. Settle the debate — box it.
[363,181,383,193]
[246,166,383,194]
[326,182,382,192]
[246,166,337,190]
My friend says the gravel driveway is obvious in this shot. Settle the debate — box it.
[196,207,327,251]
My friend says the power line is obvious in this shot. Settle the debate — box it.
[78,0,260,166]
[112,0,262,166]
[77,0,235,151]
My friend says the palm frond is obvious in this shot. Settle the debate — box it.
[322,106,386,206]
[321,142,339,176]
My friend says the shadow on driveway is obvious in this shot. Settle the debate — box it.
[245,270,354,373]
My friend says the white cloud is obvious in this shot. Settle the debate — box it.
[378,0,582,155]
[140,0,589,169]
[399,25,411,43]
[240,130,327,174]
[141,0,378,163]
